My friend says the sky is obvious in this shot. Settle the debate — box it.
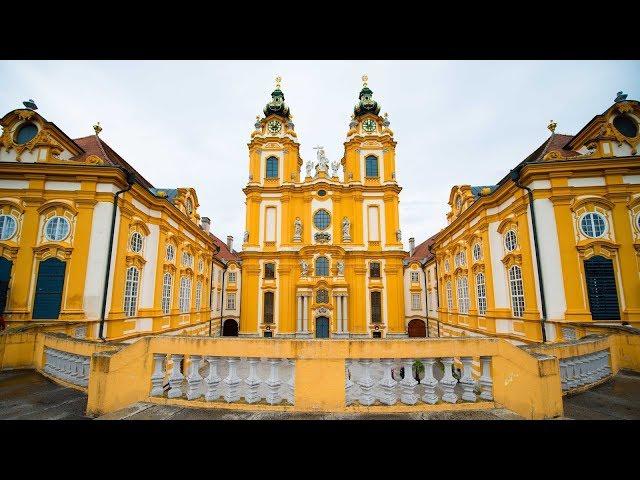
[1,60,638,250]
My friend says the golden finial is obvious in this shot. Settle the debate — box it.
[93,122,102,135]
[547,120,557,134]
[275,75,282,89]
[362,74,368,87]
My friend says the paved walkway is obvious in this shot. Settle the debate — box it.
[1,369,639,420]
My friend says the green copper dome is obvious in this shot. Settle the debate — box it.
[354,86,381,118]
[263,88,291,119]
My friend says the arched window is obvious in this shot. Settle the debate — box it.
[509,265,525,318]
[504,230,518,252]
[315,256,329,276]
[370,291,382,323]
[476,272,487,315]
[457,276,469,314]
[179,276,192,313]
[365,155,379,178]
[613,114,638,138]
[130,232,143,253]
[162,272,173,314]
[0,215,17,241]
[446,281,453,311]
[166,244,175,261]
[123,267,140,317]
[264,291,274,324]
[15,123,38,144]
[472,243,482,261]
[266,156,279,178]
[195,280,202,310]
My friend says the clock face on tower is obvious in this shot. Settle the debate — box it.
[362,118,376,133]
[267,120,282,134]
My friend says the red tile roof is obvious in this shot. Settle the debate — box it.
[406,233,438,263]
[209,233,240,262]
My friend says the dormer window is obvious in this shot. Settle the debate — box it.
[455,195,463,211]
[613,114,638,138]
[15,122,38,144]
[185,198,193,215]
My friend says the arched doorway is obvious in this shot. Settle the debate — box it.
[408,319,426,338]
[315,316,329,338]
[0,257,12,316]
[222,319,238,336]
[584,256,621,320]
[33,258,66,319]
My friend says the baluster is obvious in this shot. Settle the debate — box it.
[460,356,476,402]
[440,357,458,403]
[284,359,295,405]
[204,356,221,401]
[68,355,78,384]
[400,358,419,405]
[265,358,282,405]
[223,357,241,402]
[186,355,203,400]
[167,354,185,399]
[479,356,493,400]
[566,357,578,389]
[244,358,262,404]
[345,360,354,406]
[60,352,70,382]
[43,348,52,375]
[80,357,90,387]
[586,353,598,383]
[559,359,569,391]
[378,359,397,405]
[48,349,57,376]
[576,355,589,386]
[593,351,605,380]
[150,353,167,396]
[602,350,611,376]
[357,359,376,406]
[421,358,438,404]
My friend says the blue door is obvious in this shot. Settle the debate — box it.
[33,258,66,319]
[315,316,330,338]
[0,257,12,315]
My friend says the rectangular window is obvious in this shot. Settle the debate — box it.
[370,261,381,278]
[265,206,277,242]
[457,276,470,314]
[266,156,279,178]
[228,271,236,283]
[365,155,379,177]
[264,262,275,279]
[476,273,487,316]
[195,281,202,311]
[263,331,273,338]
[162,273,172,315]
[509,266,525,318]
[372,331,382,338]
[179,276,191,313]
[411,271,419,283]
[411,293,421,310]
[263,291,274,324]
[123,267,140,317]
[370,291,382,323]
[446,281,453,312]
[368,206,379,241]
[227,293,236,310]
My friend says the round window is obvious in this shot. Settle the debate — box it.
[613,114,638,138]
[472,243,482,261]
[637,213,640,232]
[15,122,38,145]
[313,209,331,230]
[580,212,607,238]
[0,215,17,241]
[166,244,175,261]
[44,216,70,241]
[130,232,143,253]
[504,230,518,252]
[317,190,327,197]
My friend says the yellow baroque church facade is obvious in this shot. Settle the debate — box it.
[239,79,407,339]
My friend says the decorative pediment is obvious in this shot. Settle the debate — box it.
[497,215,518,235]
[0,243,19,260]
[501,252,522,269]
[575,239,619,258]
[571,195,615,213]
[33,244,73,261]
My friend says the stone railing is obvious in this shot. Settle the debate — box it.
[559,349,611,393]
[149,354,295,405]
[43,347,90,388]
[346,356,493,406]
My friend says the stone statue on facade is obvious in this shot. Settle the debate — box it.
[293,217,302,242]
[314,146,329,174]
[243,231,249,243]
[337,260,344,276]
[342,217,351,241]
[299,259,309,277]
[331,160,340,177]
[305,161,313,177]
[396,229,402,242]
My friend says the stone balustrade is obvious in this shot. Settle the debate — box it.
[558,349,611,393]
[345,356,493,406]
[43,347,91,388]
[150,354,295,406]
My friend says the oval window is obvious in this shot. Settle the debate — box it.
[504,230,518,252]
[0,215,17,240]
[313,209,331,230]
[15,123,38,144]
[166,244,175,261]
[130,232,143,253]
[44,216,70,241]
[317,190,327,197]
[580,212,607,238]
[613,114,638,138]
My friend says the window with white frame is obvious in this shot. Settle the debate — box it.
[44,216,70,241]
[228,271,237,283]
[457,276,470,314]
[476,272,487,315]
[182,252,193,267]
[580,212,607,238]
[162,272,173,315]
[227,293,236,310]
[504,230,518,252]
[411,293,421,310]
[166,244,175,261]
[446,281,453,311]
[195,281,202,310]
[179,276,192,313]
[123,267,140,317]
[410,271,419,283]
[509,265,525,318]
[130,232,143,253]
[0,214,17,240]
[472,243,482,262]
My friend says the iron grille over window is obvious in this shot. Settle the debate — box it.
[370,291,382,323]
[264,292,274,323]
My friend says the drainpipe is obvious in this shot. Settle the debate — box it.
[510,167,548,343]
[421,259,430,338]
[219,262,227,336]
[98,170,135,341]
[427,242,440,338]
